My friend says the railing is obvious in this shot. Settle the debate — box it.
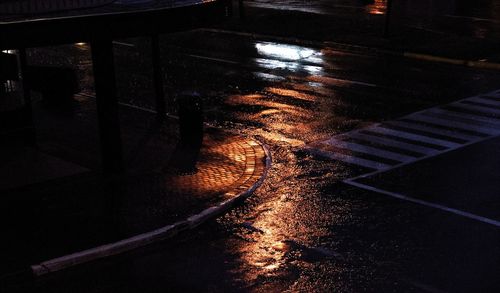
[0,0,116,14]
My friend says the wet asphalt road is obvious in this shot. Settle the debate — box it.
[19,11,500,293]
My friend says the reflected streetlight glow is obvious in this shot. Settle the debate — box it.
[366,0,387,15]
[254,42,324,75]
[256,43,315,61]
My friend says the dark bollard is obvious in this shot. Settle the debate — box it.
[178,91,204,149]
[27,66,79,104]
[166,91,204,174]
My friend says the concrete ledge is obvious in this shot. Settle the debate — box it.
[30,138,271,277]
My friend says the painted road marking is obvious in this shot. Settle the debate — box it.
[306,145,392,170]
[469,96,500,107]
[382,120,480,142]
[366,126,460,148]
[403,115,494,136]
[344,180,500,228]
[112,41,135,47]
[323,139,415,162]
[306,90,500,226]
[305,90,500,172]
[347,132,438,155]
[424,109,500,128]
[184,52,380,89]
[186,54,240,65]
[481,94,500,102]
[470,96,500,107]
[444,14,500,24]
[450,102,500,116]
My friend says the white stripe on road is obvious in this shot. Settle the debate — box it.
[450,102,500,116]
[323,138,414,162]
[306,147,391,170]
[184,52,377,88]
[186,54,240,65]
[384,120,479,141]
[400,117,489,138]
[444,14,500,24]
[367,126,460,148]
[112,41,135,47]
[348,132,438,155]
[306,75,378,88]
[344,179,500,228]
[425,108,500,128]
[305,90,500,173]
[412,111,499,136]
[460,100,500,110]
[469,96,500,107]
[407,113,499,135]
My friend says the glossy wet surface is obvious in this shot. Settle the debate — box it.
[10,26,498,292]
[5,1,500,291]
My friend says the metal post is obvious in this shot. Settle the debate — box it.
[151,34,166,121]
[384,0,393,37]
[90,38,124,174]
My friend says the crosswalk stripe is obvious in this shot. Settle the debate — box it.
[481,95,500,102]
[460,100,500,110]
[486,91,500,99]
[461,100,500,110]
[449,102,500,116]
[306,146,391,170]
[425,108,500,128]
[323,138,414,162]
[399,117,488,137]
[368,126,460,148]
[408,113,500,136]
[304,89,500,177]
[385,120,479,141]
[348,132,438,155]
[380,123,467,143]
[468,96,500,107]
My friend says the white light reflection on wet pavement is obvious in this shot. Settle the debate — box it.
[223,41,348,285]
[25,23,500,291]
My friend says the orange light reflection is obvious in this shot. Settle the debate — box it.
[366,0,387,15]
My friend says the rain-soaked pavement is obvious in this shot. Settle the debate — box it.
[9,1,500,292]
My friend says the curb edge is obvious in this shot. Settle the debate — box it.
[30,139,272,277]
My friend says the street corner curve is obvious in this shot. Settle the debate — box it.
[29,137,271,278]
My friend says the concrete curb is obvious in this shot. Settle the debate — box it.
[199,28,500,71]
[30,139,272,277]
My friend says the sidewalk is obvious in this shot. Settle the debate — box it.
[215,2,500,66]
[0,93,269,279]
